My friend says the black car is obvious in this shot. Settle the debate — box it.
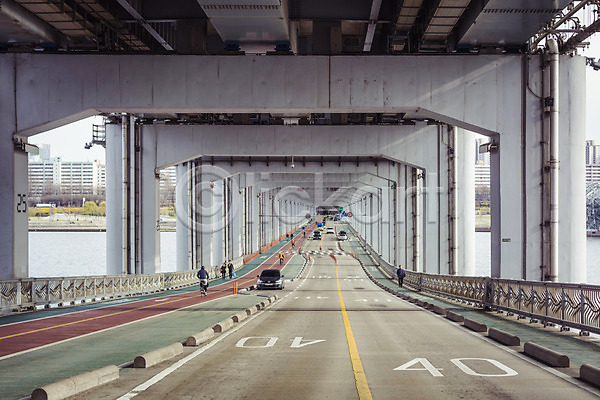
[256,269,285,290]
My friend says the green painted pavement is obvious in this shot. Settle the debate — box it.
[339,223,600,370]
[0,226,306,327]
[0,294,266,400]
[281,253,307,280]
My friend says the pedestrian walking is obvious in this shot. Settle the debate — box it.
[303,230,306,238]
[279,252,284,264]
[221,263,226,279]
[397,265,406,287]
[228,261,234,279]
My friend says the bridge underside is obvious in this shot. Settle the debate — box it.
[0,53,586,282]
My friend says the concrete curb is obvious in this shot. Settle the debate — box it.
[464,318,487,332]
[232,311,247,323]
[213,318,234,333]
[134,342,183,368]
[245,305,259,315]
[523,342,569,367]
[432,305,447,316]
[185,328,215,346]
[31,365,119,400]
[488,327,520,346]
[446,311,464,323]
[580,364,600,388]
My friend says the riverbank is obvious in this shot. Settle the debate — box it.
[28,215,176,232]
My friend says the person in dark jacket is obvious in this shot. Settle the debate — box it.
[228,261,234,279]
[221,263,227,279]
[197,266,209,294]
[397,265,406,287]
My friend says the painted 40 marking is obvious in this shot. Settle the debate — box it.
[394,358,518,377]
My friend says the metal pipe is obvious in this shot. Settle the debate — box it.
[547,38,560,282]
[1,0,69,48]
[530,0,591,48]
[121,115,129,274]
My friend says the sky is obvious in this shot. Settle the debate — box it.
[29,34,600,163]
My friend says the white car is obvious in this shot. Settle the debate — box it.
[326,228,335,234]
[337,231,348,241]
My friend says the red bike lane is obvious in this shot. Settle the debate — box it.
[0,229,312,358]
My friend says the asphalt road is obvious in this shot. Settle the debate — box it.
[71,227,600,400]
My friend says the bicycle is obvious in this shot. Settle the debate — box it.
[199,279,208,296]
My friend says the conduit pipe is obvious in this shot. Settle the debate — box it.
[546,39,559,282]
[121,115,129,274]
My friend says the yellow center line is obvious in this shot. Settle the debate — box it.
[334,256,373,400]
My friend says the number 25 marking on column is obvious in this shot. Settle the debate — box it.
[16,194,27,213]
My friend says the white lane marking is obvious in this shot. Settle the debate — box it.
[236,337,278,348]
[394,358,444,377]
[451,358,518,377]
[428,303,600,397]
[0,294,225,362]
[291,337,326,348]
[154,298,170,302]
[115,301,269,400]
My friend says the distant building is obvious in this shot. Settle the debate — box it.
[474,162,490,187]
[28,158,106,197]
[586,140,600,165]
[586,141,600,182]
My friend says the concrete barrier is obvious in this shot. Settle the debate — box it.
[185,328,214,346]
[134,342,183,368]
[213,318,235,333]
[581,364,600,387]
[432,305,447,316]
[260,301,267,308]
[523,342,569,367]
[463,318,487,332]
[245,305,258,315]
[488,328,520,346]
[232,312,247,323]
[446,311,464,323]
[32,365,119,400]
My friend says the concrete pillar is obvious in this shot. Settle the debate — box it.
[212,180,224,266]
[230,175,242,260]
[176,163,191,271]
[140,126,160,274]
[456,128,475,276]
[0,56,28,279]
[398,164,408,269]
[199,165,213,268]
[105,122,124,276]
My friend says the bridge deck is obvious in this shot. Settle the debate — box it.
[0,224,599,399]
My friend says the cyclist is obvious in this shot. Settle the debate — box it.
[279,252,284,264]
[197,266,209,295]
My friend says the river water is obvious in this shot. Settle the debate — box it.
[28,231,600,284]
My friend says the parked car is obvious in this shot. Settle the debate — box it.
[337,231,348,240]
[256,269,285,290]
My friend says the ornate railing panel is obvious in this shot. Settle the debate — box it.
[0,269,203,312]
[345,223,600,335]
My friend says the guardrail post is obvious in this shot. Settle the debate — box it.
[581,287,585,327]
[16,280,22,307]
[484,278,492,310]
[545,284,549,320]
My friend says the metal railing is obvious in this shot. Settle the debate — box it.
[345,223,600,335]
[0,270,199,312]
